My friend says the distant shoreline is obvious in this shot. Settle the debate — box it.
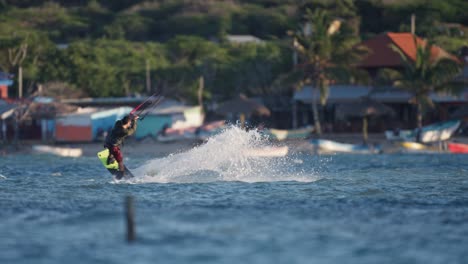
[1,133,467,157]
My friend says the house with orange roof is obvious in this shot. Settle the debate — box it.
[292,32,467,131]
[358,32,460,76]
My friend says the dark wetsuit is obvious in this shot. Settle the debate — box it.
[104,119,137,163]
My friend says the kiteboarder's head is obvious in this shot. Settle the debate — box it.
[122,115,131,125]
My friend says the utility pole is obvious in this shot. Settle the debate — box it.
[198,76,204,108]
[411,14,416,34]
[146,59,151,94]
[292,37,298,128]
[8,42,27,99]
[18,66,23,98]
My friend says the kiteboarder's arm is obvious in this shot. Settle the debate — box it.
[127,116,138,135]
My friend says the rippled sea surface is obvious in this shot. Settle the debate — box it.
[1,128,468,264]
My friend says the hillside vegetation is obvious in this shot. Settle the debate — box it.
[0,0,466,101]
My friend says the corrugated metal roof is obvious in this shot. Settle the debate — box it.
[61,96,145,105]
[294,85,468,103]
[226,35,264,44]
[294,85,371,103]
[147,99,193,115]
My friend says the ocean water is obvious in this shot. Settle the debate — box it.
[1,127,467,264]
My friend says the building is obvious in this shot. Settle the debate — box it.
[357,32,458,76]
[292,32,467,131]
[226,35,264,45]
[0,72,13,99]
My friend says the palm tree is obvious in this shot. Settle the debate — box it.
[285,9,367,135]
[390,37,463,130]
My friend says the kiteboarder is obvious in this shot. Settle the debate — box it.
[104,114,138,178]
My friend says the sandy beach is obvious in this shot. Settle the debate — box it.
[2,133,467,157]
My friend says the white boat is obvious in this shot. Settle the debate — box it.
[196,121,226,141]
[33,145,83,157]
[244,146,289,157]
[385,130,413,141]
[310,139,380,154]
[156,127,197,142]
[420,120,460,143]
[265,126,314,141]
[385,120,460,143]
[397,141,440,154]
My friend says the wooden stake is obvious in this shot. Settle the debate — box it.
[125,195,135,242]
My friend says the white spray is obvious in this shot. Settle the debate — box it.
[130,126,319,183]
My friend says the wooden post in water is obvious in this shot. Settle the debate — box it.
[125,195,136,242]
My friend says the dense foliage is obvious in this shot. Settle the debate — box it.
[0,0,466,102]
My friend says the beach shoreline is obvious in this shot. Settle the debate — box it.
[2,133,467,157]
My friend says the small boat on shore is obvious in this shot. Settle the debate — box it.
[265,126,314,141]
[156,127,198,142]
[397,141,447,154]
[244,146,289,157]
[399,141,431,153]
[385,120,460,143]
[32,145,83,157]
[447,142,468,154]
[310,139,380,154]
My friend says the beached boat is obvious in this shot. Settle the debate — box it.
[420,120,461,143]
[384,130,413,141]
[447,142,468,154]
[400,141,427,150]
[265,126,314,141]
[244,146,289,157]
[310,139,380,154]
[156,127,197,142]
[399,141,430,153]
[32,145,83,157]
[196,120,226,141]
[385,120,460,143]
[397,141,444,153]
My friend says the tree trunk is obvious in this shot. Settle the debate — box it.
[41,119,47,142]
[292,101,297,129]
[417,103,423,129]
[198,76,204,108]
[1,121,6,143]
[362,116,368,144]
[312,88,322,136]
[14,112,19,145]
[312,101,322,136]
[415,102,423,142]
[240,113,246,129]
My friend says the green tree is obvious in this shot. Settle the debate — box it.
[0,26,53,97]
[50,39,167,97]
[213,42,290,99]
[283,8,367,135]
[158,35,226,103]
[389,37,463,130]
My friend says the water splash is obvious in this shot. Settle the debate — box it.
[130,126,321,183]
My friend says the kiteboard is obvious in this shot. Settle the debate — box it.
[97,149,134,179]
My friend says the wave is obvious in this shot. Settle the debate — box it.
[128,126,321,183]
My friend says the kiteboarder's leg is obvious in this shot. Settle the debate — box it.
[114,162,124,179]
[109,146,125,179]
[104,144,116,165]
